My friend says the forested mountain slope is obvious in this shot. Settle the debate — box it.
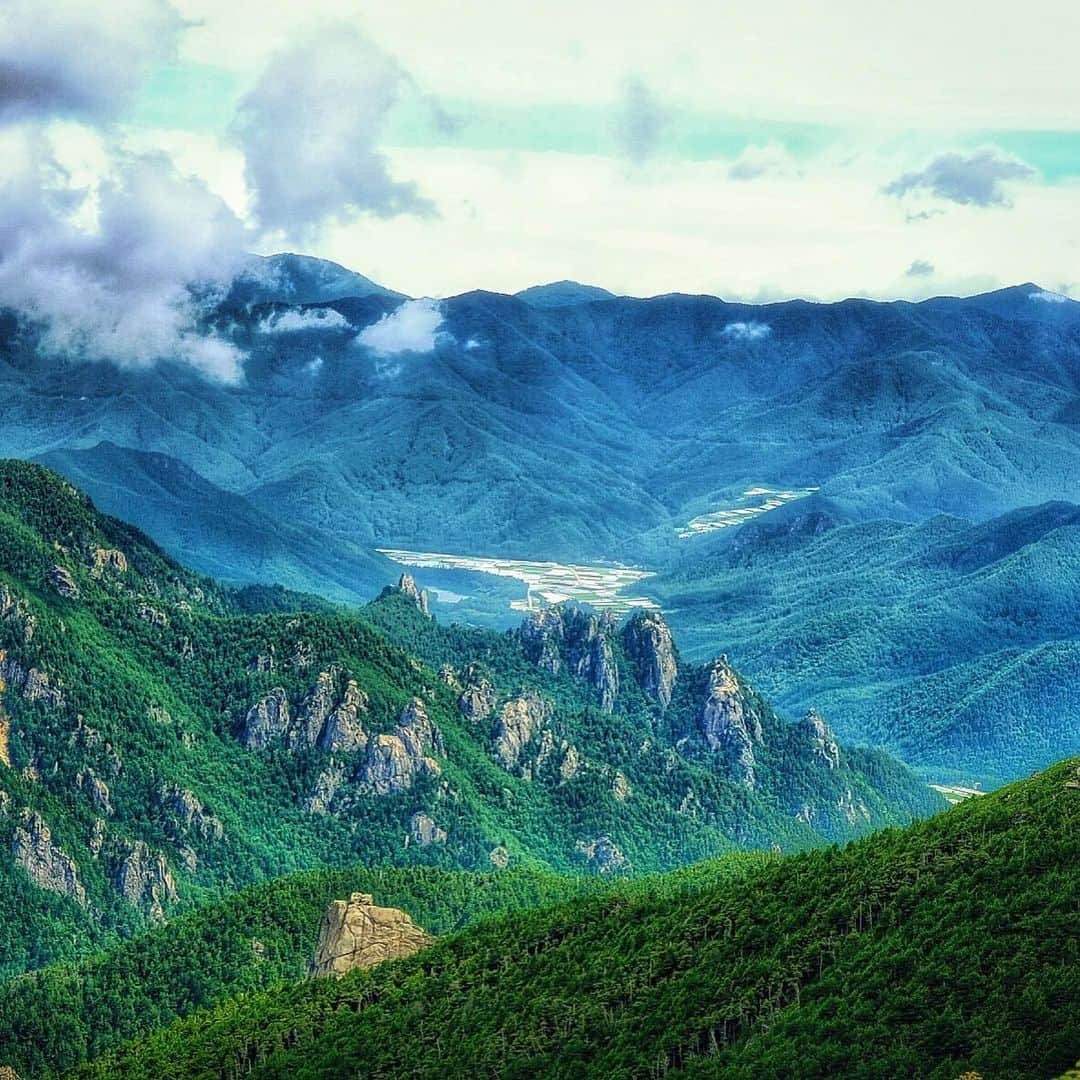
[66,759,1080,1080]
[0,462,938,976]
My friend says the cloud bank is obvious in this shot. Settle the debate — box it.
[906,259,935,277]
[0,0,183,123]
[234,25,434,240]
[885,149,1035,207]
[0,134,247,381]
[356,298,444,355]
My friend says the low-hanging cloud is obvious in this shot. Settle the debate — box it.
[0,134,247,382]
[234,25,434,240]
[614,76,668,165]
[728,141,795,181]
[885,148,1035,208]
[259,308,351,334]
[0,0,183,124]
[722,320,772,341]
[356,298,445,356]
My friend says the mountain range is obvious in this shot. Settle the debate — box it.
[3,254,1079,786]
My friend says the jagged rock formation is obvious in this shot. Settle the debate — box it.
[0,583,36,643]
[0,653,65,709]
[575,834,628,875]
[241,687,291,749]
[489,845,510,868]
[89,548,128,578]
[157,784,224,841]
[457,664,496,722]
[801,709,840,769]
[697,658,763,788]
[136,603,169,628]
[356,698,443,795]
[397,574,430,616]
[0,714,9,768]
[316,679,368,753]
[114,840,178,921]
[622,610,678,708]
[518,609,565,673]
[408,811,447,846]
[11,810,86,905]
[48,565,79,599]
[310,892,433,978]
[518,607,619,712]
[493,693,553,769]
[242,674,369,753]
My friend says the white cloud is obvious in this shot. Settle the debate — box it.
[0,0,183,123]
[259,307,351,333]
[722,320,772,341]
[0,129,247,382]
[232,23,433,240]
[356,298,445,355]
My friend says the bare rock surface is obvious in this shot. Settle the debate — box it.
[310,892,432,978]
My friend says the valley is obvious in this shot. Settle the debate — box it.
[378,547,659,615]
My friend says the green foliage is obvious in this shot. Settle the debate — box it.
[0,863,607,1078]
[66,761,1080,1080]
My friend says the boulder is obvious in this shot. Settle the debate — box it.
[310,892,433,977]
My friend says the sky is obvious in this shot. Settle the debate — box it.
[0,0,1078,368]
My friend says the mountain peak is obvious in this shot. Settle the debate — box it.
[514,280,617,308]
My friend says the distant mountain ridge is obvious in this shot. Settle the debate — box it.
[2,254,1079,785]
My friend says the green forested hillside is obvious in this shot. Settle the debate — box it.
[65,760,1080,1080]
[0,862,614,1077]
[0,461,940,978]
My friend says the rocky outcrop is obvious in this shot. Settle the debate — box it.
[489,845,510,869]
[157,784,224,841]
[0,715,9,768]
[48,565,79,599]
[518,608,565,673]
[241,687,291,749]
[11,810,86,905]
[697,658,763,788]
[623,611,678,708]
[398,574,430,616]
[0,583,35,643]
[242,674,368,754]
[800,709,840,769]
[0,654,64,709]
[136,603,169,628]
[518,606,619,712]
[304,763,346,815]
[356,699,443,795]
[493,692,553,769]
[457,665,496,722]
[310,892,433,978]
[316,679,369,753]
[77,770,113,816]
[408,811,447,846]
[89,548,128,578]
[114,840,178,921]
[575,835,628,875]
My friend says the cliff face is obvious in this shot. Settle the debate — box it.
[696,659,764,788]
[517,607,619,713]
[622,611,678,708]
[10,809,86,906]
[310,892,433,978]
